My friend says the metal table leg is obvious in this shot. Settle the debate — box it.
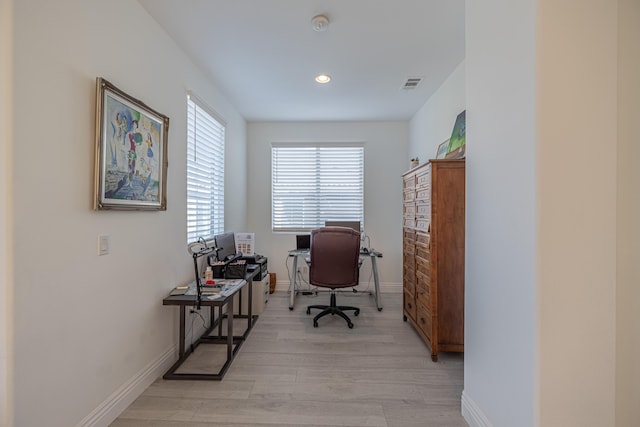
[289,255,298,310]
[370,254,383,311]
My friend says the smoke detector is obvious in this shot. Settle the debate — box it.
[311,14,330,32]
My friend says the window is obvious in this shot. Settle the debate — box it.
[271,143,364,232]
[186,94,225,243]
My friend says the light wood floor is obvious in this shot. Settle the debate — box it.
[111,291,467,426]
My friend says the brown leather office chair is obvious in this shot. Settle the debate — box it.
[306,226,361,328]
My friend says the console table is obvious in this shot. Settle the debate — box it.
[162,269,257,380]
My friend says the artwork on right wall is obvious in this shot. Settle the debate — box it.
[446,110,466,159]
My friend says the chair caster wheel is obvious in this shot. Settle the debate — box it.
[348,322,354,329]
[289,307,293,311]
[306,308,310,315]
[313,322,318,327]
[354,310,360,316]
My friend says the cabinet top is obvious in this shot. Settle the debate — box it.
[402,158,465,177]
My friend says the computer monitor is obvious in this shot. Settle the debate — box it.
[296,234,311,250]
[324,220,361,233]
[214,231,237,262]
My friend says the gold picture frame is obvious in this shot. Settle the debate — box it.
[94,77,169,210]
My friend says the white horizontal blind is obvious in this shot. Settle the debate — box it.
[186,95,225,243]
[272,143,364,232]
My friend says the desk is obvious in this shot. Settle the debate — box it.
[287,249,383,311]
[162,270,257,380]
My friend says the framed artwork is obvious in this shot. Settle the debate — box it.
[436,139,450,159]
[446,110,466,159]
[94,77,169,210]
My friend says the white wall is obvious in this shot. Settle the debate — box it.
[616,0,640,424]
[246,121,408,292]
[409,61,466,162]
[464,0,619,426]
[11,1,247,426]
[1,0,14,425]
[464,0,537,425]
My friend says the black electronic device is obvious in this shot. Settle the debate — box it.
[241,254,268,280]
[296,234,311,250]
[209,254,244,278]
[241,254,265,264]
[214,231,237,262]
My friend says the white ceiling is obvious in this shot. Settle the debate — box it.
[138,0,465,122]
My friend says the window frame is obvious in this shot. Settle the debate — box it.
[271,142,365,233]
[186,93,226,243]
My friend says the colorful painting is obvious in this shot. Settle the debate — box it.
[436,139,450,159]
[94,78,169,210]
[446,110,466,159]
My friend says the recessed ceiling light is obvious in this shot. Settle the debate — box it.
[315,74,331,84]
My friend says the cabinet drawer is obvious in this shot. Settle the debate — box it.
[415,245,430,262]
[403,292,417,321]
[416,272,431,307]
[403,190,415,202]
[404,218,416,228]
[415,255,430,274]
[415,219,429,230]
[416,188,430,201]
[415,232,430,246]
[416,269,430,288]
[403,262,415,279]
[416,301,432,340]
[403,261,415,279]
[415,202,430,218]
[403,176,416,191]
[403,203,416,217]
[403,275,416,297]
[403,240,415,255]
[416,168,431,187]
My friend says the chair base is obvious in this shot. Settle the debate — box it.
[307,292,359,328]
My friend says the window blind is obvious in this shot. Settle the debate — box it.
[186,95,225,243]
[271,143,364,232]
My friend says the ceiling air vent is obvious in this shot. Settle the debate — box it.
[402,77,423,90]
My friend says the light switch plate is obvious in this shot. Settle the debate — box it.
[98,235,110,256]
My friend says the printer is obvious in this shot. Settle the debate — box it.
[241,254,268,281]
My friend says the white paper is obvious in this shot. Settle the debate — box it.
[235,232,255,256]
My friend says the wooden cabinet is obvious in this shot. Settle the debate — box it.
[402,159,465,361]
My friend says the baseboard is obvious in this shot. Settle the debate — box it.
[76,346,176,427]
[461,390,494,427]
[274,280,402,294]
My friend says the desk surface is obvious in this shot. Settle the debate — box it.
[163,269,259,306]
[163,278,246,306]
[288,248,383,257]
